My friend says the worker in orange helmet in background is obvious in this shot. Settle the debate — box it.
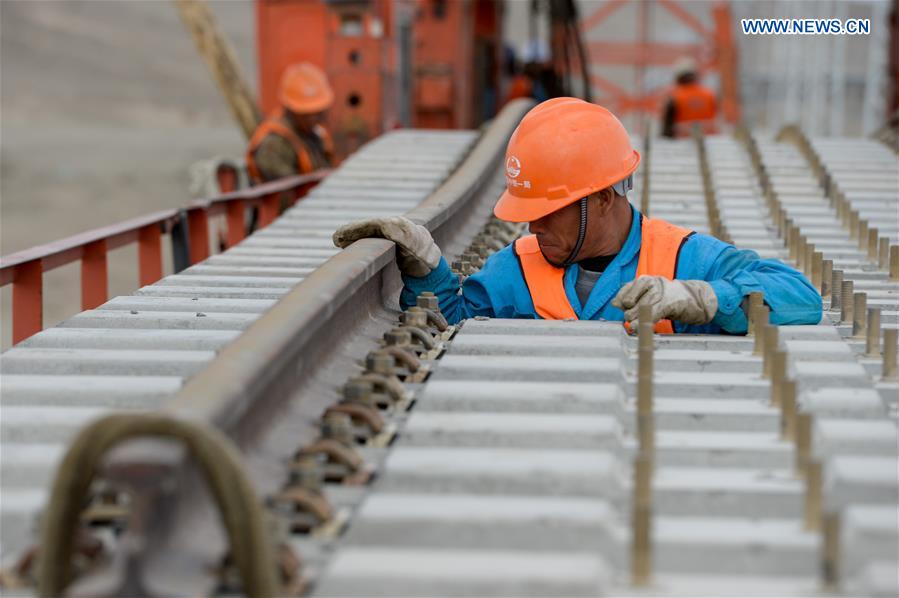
[662,57,718,138]
[246,62,335,186]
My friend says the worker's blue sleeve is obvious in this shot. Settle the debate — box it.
[708,245,823,332]
[675,235,823,334]
[399,257,480,323]
[400,250,535,324]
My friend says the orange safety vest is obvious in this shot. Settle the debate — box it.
[513,217,694,333]
[503,74,533,106]
[245,111,333,183]
[671,83,718,137]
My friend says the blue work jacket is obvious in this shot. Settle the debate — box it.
[401,206,822,333]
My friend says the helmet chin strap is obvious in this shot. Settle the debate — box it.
[561,198,588,267]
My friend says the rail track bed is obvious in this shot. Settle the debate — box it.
[0,102,896,596]
[0,128,477,562]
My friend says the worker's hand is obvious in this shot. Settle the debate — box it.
[612,276,718,326]
[333,216,441,278]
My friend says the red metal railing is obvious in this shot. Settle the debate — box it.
[1,169,328,345]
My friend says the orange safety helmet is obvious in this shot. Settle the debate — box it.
[494,98,640,223]
[278,63,334,114]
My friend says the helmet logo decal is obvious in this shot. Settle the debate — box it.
[506,156,521,179]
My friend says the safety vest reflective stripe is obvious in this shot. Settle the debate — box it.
[245,111,315,183]
[513,217,694,333]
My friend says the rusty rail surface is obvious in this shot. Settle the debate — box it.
[1,169,328,344]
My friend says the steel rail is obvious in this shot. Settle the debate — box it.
[74,99,533,593]
[0,129,474,592]
[164,100,531,432]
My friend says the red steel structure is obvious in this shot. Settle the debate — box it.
[1,169,327,345]
[581,0,740,127]
[256,0,399,159]
[412,0,503,129]
[255,0,503,158]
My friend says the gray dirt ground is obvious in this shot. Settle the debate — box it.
[0,0,257,348]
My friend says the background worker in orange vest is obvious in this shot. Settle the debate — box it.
[246,62,334,185]
[334,98,821,333]
[503,60,534,107]
[662,57,718,138]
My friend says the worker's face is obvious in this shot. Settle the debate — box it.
[287,110,327,133]
[528,189,622,266]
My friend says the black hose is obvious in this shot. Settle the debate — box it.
[562,197,588,266]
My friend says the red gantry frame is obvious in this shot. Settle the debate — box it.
[1,168,328,345]
[581,0,740,126]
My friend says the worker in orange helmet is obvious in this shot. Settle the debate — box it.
[662,57,718,138]
[334,98,821,333]
[246,62,334,186]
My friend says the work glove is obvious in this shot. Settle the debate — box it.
[612,276,718,326]
[333,216,441,278]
